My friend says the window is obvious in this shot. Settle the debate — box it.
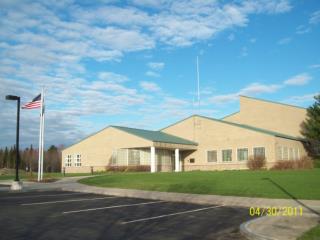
[283,147,288,160]
[289,148,294,160]
[128,149,140,165]
[189,158,195,163]
[253,147,265,159]
[75,154,81,167]
[277,146,283,160]
[207,150,217,162]
[65,155,72,167]
[237,148,248,161]
[222,149,232,162]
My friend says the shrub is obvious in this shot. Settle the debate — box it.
[271,156,314,170]
[247,155,266,170]
[105,166,127,172]
[105,165,150,172]
[314,158,320,168]
[125,165,150,172]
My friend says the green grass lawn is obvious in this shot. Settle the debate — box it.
[79,169,320,200]
[298,224,320,240]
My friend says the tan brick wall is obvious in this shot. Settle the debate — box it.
[224,96,307,137]
[62,127,152,173]
[162,115,277,170]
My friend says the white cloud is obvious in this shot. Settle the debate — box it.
[209,73,312,105]
[284,73,312,86]
[209,82,282,104]
[0,0,295,147]
[90,27,155,52]
[131,0,167,9]
[309,64,320,69]
[295,25,311,34]
[145,71,160,77]
[228,33,235,41]
[140,81,161,92]
[240,83,281,95]
[72,6,150,26]
[209,93,239,104]
[286,93,317,104]
[98,72,129,82]
[249,38,256,43]
[277,37,291,45]
[309,10,320,25]
[148,62,165,71]
[241,0,292,14]
[240,46,248,57]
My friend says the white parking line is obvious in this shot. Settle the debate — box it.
[121,205,224,224]
[1,192,88,200]
[21,196,117,206]
[62,201,166,214]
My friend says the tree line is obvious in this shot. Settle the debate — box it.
[0,145,63,173]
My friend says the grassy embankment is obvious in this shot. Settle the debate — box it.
[79,169,320,200]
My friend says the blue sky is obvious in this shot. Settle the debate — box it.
[0,0,319,148]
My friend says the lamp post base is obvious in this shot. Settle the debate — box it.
[10,181,23,191]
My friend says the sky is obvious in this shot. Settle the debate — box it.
[0,0,319,149]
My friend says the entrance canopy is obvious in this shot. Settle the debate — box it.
[111,126,198,172]
[112,125,198,150]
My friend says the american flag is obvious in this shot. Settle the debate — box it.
[22,94,41,109]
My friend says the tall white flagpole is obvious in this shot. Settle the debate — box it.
[196,56,200,109]
[37,90,43,182]
[40,88,45,181]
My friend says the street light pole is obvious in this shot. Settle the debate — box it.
[5,95,22,190]
[15,97,20,182]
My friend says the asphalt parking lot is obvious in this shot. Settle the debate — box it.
[0,190,251,240]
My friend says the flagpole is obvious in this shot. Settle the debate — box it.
[40,88,45,180]
[37,90,43,182]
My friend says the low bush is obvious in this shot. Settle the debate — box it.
[105,165,150,172]
[271,156,314,170]
[314,158,320,168]
[247,155,266,170]
[125,165,150,172]
[105,166,127,172]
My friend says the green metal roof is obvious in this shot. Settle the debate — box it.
[112,126,198,145]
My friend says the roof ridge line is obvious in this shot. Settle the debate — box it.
[239,95,307,110]
[195,114,302,141]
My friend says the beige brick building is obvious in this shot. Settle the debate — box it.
[62,96,308,173]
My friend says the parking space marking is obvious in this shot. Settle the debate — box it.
[62,200,166,214]
[21,196,117,206]
[0,192,88,200]
[121,205,225,224]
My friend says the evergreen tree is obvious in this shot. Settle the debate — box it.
[0,149,3,168]
[3,147,8,168]
[301,94,320,156]
[28,144,34,174]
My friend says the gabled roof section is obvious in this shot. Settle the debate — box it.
[197,115,304,141]
[221,111,240,120]
[112,126,198,146]
[161,114,304,141]
[240,95,306,110]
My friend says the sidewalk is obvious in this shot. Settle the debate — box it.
[2,177,319,240]
[240,213,319,240]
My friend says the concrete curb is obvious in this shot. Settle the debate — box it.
[240,213,320,240]
[240,216,276,240]
[61,183,320,210]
